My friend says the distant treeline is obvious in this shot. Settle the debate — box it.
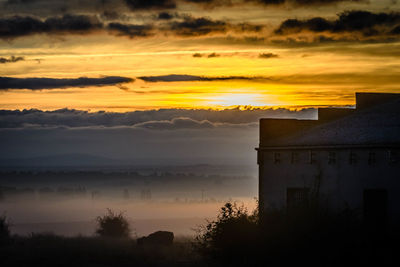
[0,170,252,184]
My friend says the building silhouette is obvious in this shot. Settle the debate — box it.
[257,93,400,225]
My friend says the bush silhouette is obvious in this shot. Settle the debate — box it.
[0,214,11,245]
[95,209,130,238]
[194,201,367,266]
[195,202,258,262]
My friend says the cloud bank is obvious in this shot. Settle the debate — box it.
[0,108,316,165]
[0,107,316,128]
[0,76,134,90]
[273,10,400,43]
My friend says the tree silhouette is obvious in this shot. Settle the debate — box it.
[95,209,130,238]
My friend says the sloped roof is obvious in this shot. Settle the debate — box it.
[260,96,400,147]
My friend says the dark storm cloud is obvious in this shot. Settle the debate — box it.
[100,11,130,21]
[274,10,400,41]
[0,55,24,63]
[0,14,155,40]
[251,0,363,6]
[167,16,263,37]
[1,0,126,17]
[138,74,269,82]
[0,13,262,40]
[124,0,176,10]
[158,12,174,20]
[107,23,154,38]
[0,14,102,39]
[184,0,233,8]
[168,16,227,36]
[0,76,134,90]
[185,0,364,8]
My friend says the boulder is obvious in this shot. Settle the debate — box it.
[137,231,174,246]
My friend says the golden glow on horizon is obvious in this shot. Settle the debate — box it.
[1,34,400,111]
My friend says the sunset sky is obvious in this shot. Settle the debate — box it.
[1,0,400,164]
[1,0,399,111]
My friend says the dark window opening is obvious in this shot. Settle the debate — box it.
[291,152,299,164]
[287,187,310,209]
[389,150,398,164]
[349,152,357,165]
[328,152,336,164]
[368,152,376,165]
[274,152,281,164]
[309,151,316,164]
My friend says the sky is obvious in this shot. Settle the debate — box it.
[0,0,399,111]
[0,0,399,163]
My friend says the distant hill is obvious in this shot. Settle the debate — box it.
[0,153,124,167]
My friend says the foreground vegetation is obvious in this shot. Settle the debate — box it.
[1,203,400,266]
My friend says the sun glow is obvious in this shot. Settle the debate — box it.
[207,92,269,107]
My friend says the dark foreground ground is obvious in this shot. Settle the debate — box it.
[2,202,400,267]
[1,230,400,267]
[1,234,200,267]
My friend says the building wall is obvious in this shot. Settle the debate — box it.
[258,148,400,221]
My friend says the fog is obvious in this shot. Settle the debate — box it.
[0,107,314,237]
[0,165,257,237]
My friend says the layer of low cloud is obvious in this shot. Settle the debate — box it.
[124,0,176,10]
[138,74,269,82]
[185,0,364,8]
[273,10,400,43]
[0,107,316,128]
[167,15,263,37]
[0,13,263,40]
[107,23,154,38]
[0,0,366,18]
[0,14,102,39]
[0,108,316,165]
[1,9,399,44]
[0,76,133,90]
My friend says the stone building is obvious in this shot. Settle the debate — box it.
[256,93,400,224]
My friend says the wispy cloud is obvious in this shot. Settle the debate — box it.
[0,55,24,63]
[138,74,269,82]
[258,53,279,58]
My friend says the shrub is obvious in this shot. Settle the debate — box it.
[195,202,259,263]
[95,209,130,238]
[0,213,11,245]
[194,201,367,266]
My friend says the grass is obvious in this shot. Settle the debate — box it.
[0,233,200,267]
[2,203,400,266]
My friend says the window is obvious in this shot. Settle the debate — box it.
[368,152,376,165]
[349,152,357,165]
[389,150,398,164]
[274,152,281,164]
[309,151,316,164]
[328,152,336,165]
[287,188,310,208]
[291,152,299,164]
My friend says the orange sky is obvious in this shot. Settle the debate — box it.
[1,0,399,111]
